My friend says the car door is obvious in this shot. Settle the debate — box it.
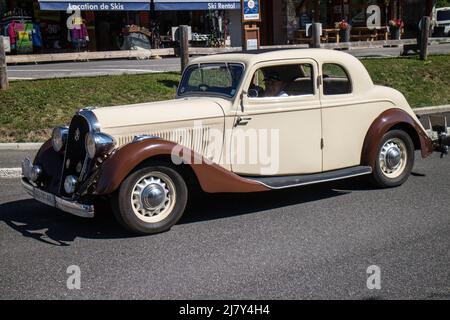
[229,59,323,176]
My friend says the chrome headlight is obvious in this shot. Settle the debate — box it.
[30,164,43,182]
[64,175,77,194]
[85,132,116,159]
[52,126,69,152]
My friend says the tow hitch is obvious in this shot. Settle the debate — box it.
[427,115,450,158]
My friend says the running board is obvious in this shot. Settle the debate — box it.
[242,166,373,190]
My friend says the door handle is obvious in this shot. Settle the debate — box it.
[235,116,252,126]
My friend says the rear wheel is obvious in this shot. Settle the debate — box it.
[112,165,188,234]
[370,130,415,188]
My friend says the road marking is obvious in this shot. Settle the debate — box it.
[0,168,22,179]
[0,143,42,150]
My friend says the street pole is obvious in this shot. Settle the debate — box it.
[419,16,430,61]
[311,23,321,48]
[0,36,9,90]
[179,25,189,73]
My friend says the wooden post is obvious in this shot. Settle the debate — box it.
[419,16,430,61]
[0,36,9,90]
[311,23,321,48]
[179,25,189,73]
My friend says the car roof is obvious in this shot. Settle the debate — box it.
[189,48,374,93]
[189,48,358,66]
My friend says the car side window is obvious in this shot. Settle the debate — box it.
[248,64,314,98]
[322,63,352,95]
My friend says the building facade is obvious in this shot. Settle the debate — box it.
[0,0,243,53]
[265,0,436,45]
[0,0,438,54]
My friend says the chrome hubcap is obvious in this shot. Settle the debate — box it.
[379,138,407,178]
[141,183,166,209]
[385,144,402,170]
[131,172,176,223]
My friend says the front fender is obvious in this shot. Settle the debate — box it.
[32,139,64,194]
[93,139,269,195]
[361,108,434,168]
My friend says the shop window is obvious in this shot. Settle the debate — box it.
[249,64,314,98]
[322,63,352,95]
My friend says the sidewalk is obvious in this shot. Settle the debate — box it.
[7,58,180,80]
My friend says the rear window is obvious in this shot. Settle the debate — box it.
[322,63,352,95]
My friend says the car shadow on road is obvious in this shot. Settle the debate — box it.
[0,176,375,245]
[179,177,371,224]
[0,198,131,246]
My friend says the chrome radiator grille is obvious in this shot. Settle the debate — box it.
[59,114,90,197]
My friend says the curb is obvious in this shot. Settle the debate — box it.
[413,105,450,115]
[0,143,43,150]
[0,105,448,151]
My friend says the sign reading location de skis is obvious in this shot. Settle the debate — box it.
[242,0,260,22]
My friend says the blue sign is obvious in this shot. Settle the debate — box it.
[243,0,260,21]
[39,2,150,10]
[155,1,240,10]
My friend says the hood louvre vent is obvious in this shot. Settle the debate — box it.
[117,126,214,159]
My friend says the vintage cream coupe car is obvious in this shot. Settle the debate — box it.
[21,49,450,234]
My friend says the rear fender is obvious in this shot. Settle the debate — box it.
[361,108,433,168]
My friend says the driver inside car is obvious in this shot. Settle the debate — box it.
[263,73,288,97]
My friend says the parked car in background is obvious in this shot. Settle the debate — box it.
[433,7,450,36]
[21,49,450,235]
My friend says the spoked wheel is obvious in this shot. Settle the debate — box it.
[112,165,188,234]
[370,130,415,188]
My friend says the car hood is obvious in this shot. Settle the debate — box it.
[92,97,228,131]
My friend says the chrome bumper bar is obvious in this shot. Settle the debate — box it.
[21,178,95,218]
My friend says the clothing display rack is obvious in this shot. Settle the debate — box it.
[1,9,40,54]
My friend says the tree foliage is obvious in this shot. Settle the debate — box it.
[436,0,450,8]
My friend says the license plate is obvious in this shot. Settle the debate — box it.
[33,188,56,207]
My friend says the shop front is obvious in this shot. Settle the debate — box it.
[152,0,241,47]
[0,0,150,53]
[280,0,436,44]
[1,0,242,54]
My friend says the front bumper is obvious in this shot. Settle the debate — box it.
[21,178,95,218]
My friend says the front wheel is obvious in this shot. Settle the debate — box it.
[370,130,415,188]
[112,165,188,234]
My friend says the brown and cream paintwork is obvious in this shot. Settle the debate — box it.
[35,49,433,193]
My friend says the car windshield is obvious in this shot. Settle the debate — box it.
[178,63,244,98]
[437,10,450,22]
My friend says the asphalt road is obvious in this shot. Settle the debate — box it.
[6,44,450,80]
[0,149,449,299]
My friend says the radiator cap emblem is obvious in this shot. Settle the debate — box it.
[74,128,80,141]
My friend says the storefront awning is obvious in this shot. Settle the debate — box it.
[38,0,150,11]
[154,0,240,10]
[38,0,240,11]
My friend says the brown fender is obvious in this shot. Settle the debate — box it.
[361,108,434,168]
[93,139,269,195]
